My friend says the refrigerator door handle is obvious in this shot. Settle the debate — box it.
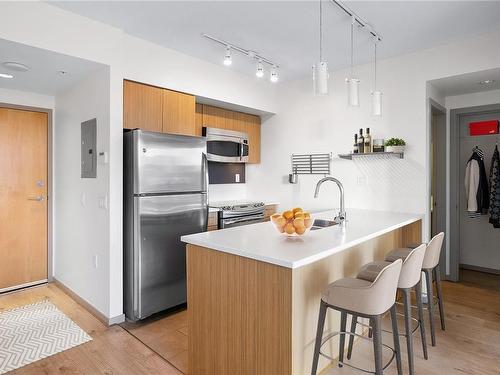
[202,152,209,191]
[133,199,142,319]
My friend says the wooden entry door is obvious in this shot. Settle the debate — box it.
[0,107,48,291]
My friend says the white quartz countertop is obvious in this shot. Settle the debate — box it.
[181,209,423,269]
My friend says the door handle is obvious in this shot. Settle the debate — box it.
[27,195,46,201]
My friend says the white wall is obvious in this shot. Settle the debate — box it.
[54,67,111,317]
[446,88,500,109]
[0,1,278,319]
[0,87,55,109]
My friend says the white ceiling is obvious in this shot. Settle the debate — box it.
[430,67,500,97]
[0,38,105,96]
[50,1,500,82]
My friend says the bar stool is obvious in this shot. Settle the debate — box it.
[311,259,403,375]
[347,244,428,375]
[387,232,446,346]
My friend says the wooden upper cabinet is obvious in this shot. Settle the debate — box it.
[162,89,197,136]
[202,105,235,131]
[236,112,261,164]
[123,80,163,132]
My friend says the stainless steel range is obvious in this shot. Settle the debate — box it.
[210,201,266,229]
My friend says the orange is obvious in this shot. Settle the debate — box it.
[295,226,307,235]
[271,214,281,223]
[293,218,305,229]
[283,210,294,220]
[292,207,303,214]
[276,217,287,227]
[304,218,313,228]
[284,223,295,235]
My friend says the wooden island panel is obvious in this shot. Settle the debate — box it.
[187,245,292,375]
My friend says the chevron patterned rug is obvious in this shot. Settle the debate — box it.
[0,300,92,374]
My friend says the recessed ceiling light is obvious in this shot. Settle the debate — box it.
[478,79,495,85]
[0,73,14,79]
[2,61,30,72]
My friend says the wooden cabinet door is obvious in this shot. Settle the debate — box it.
[235,112,261,164]
[195,103,203,134]
[123,80,163,132]
[202,105,235,131]
[162,89,197,136]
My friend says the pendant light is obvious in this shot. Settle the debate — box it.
[346,16,359,106]
[313,0,329,95]
[371,36,382,116]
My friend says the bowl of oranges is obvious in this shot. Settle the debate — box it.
[271,207,313,236]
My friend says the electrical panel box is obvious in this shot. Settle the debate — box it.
[81,118,97,178]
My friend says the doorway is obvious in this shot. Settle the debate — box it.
[450,103,500,281]
[0,106,49,292]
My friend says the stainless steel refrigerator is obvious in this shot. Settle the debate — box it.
[123,129,208,321]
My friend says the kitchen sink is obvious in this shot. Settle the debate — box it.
[310,219,339,230]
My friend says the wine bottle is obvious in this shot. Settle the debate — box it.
[358,128,364,153]
[353,134,359,154]
[364,128,372,153]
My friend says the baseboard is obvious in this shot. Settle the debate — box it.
[52,278,125,326]
[460,263,500,275]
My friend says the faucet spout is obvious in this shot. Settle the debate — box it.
[314,177,346,224]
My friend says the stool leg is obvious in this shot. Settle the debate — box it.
[311,300,327,375]
[346,314,357,360]
[338,311,347,367]
[434,265,446,331]
[390,304,403,375]
[424,269,437,346]
[402,288,415,375]
[415,280,428,360]
[372,315,383,375]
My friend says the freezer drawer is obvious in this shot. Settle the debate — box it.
[128,193,208,320]
[128,130,208,194]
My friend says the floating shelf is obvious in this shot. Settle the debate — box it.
[338,151,404,160]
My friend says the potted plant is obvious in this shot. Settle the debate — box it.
[385,138,406,153]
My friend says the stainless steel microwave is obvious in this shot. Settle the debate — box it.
[202,126,249,163]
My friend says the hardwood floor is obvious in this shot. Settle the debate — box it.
[0,283,181,374]
[1,271,499,374]
[121,307,189,374]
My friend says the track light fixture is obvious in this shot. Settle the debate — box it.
[256,60,264,78]
[203,33,279,82]
[223,46,232,66]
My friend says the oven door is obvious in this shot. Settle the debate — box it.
[204,127,249,163]
[219,213,265,229]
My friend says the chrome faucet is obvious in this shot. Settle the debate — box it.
[314,177,346,225]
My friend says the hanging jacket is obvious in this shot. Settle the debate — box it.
[489,145,500,228]
[465,147,489,218]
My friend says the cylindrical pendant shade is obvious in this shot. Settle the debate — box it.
[313,62,329,95]
[372,91,382,116]
[346,78,360,106]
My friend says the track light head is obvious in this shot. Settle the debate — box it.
[223,46,232,66]
[256,60,264,78]
[270,66,279,83]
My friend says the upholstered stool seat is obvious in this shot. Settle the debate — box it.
[384,248,412,262]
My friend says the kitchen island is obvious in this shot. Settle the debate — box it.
[181,209,422,375]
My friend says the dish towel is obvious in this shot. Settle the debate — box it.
[489,145,500,228]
